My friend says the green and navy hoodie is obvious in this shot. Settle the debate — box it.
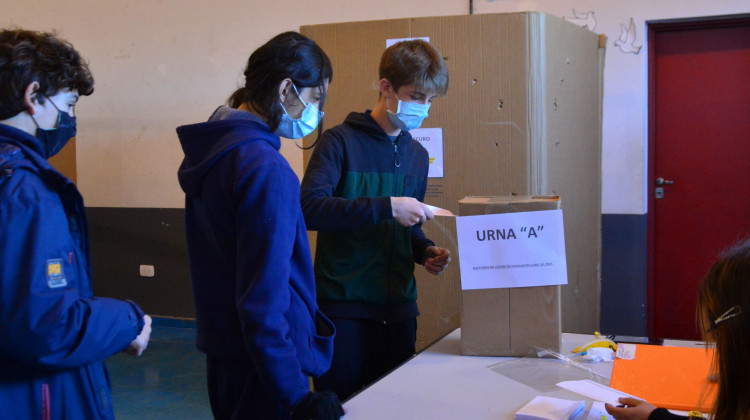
[300,110,435,323]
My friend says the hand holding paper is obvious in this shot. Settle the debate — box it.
[391,197,434,226]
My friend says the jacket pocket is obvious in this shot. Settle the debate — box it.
[85,361,114,417]
[290,299,335,377]
[303,310,335,377]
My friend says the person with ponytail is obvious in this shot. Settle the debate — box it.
[176,31,342,420]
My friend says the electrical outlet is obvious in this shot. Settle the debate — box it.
[139,264,155,277]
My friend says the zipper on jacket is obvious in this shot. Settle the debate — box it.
[393,137,401,168]
[41,383,50,420]
[389,134,402,302]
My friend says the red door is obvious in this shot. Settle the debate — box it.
[649,17,750,340]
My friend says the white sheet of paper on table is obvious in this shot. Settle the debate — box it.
[515,395,585,420]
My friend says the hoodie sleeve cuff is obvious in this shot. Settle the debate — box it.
[375,196,393,222]
[125,299,146,335]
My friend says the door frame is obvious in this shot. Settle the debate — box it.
[646,13,750,337]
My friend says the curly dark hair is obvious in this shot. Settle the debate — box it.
[0,29,94,120]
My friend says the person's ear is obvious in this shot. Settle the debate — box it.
[23,82,42,115]
[278,78,293,104]
[378,78,392,97]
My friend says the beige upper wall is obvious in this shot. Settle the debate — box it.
[3,0,748,210]
[3,0,466,208]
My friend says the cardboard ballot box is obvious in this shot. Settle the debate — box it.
[458,196,563,356]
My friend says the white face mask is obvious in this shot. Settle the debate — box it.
[275,83,323,139]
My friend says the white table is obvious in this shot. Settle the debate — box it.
[341,329,614,420]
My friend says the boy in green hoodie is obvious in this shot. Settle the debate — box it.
[301,39,451,401]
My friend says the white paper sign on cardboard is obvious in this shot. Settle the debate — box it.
[411,127,443,178]
[456,209,567,290]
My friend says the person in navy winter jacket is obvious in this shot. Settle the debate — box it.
[176,32,343,420]
[0,29,152,419]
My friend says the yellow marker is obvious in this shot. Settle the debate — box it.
[572,334,617,353]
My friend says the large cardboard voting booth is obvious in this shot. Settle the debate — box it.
[301,12,604,350]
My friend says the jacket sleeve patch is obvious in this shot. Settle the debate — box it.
[46,259,68,288]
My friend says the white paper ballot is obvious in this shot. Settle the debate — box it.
[456,209,567,289]
[556,380,638,406]
[425,204,455,217]
[515,396,585,420]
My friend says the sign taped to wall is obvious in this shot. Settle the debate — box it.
[411,127,444,178]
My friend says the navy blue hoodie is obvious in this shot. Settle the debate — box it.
[177,106,334,409]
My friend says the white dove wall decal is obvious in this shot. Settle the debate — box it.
[563,8,597,31]
[615,17,642,54]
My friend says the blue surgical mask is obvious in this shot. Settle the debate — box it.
[275,83,323,139]
[31,96,77,159]
[386,90,431,131]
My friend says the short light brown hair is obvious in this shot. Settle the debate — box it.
[379,40,448,96]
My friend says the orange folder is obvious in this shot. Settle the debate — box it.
[609,344,717,412]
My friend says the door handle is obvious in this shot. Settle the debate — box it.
[655,177,674,186]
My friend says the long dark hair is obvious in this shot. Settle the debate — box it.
[228,31,332,137]
[698,239,750,420]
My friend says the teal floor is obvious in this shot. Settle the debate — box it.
[106,324,212,419]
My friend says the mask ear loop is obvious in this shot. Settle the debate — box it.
[386,85,403,114]
[714,305,741,325]
[29,93,62,130]
[280,83,308,119]
[291,83,308,108]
